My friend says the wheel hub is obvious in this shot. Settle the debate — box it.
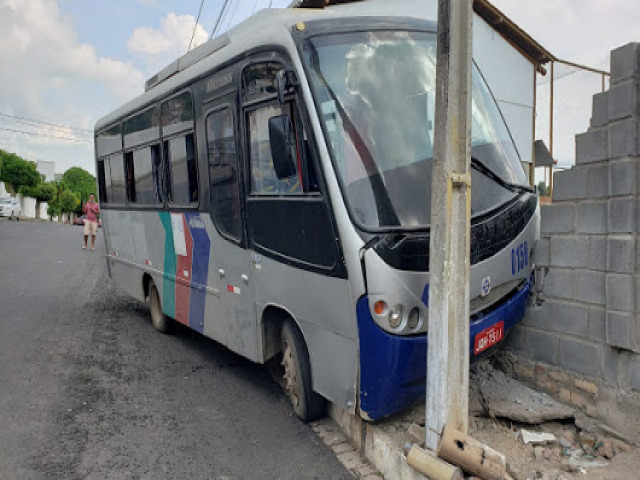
[281,339,299,407]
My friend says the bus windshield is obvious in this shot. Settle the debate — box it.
[303,30,529,231]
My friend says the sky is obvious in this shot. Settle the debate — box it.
[0,0,638,177]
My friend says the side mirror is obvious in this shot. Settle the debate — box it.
[268,115,297,179]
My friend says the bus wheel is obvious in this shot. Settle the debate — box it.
[281,320,325,422]
[149,281,170,334]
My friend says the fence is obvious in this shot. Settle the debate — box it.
[535,59,610,196]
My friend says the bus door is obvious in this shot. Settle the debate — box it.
[204,92,258,360]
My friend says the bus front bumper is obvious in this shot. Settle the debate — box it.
[356,276,532,421]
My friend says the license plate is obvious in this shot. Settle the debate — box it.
[474,321,504,355]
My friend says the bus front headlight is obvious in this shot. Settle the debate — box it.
[388,305,403,328]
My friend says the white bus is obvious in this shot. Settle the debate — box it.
[95,1,539,422]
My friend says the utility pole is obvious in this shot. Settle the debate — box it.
[425,0,473,451]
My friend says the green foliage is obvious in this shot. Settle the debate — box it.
[21,182,57,202]
[537,181,550,197]
[47,202,62,218]
[0,150,40,191]
[61,167,96,206]
[59,190,79,213]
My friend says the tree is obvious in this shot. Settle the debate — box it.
[60,190,79,214]
[61,167,96,208]
[21,182,56,203]
[537,181,550,197]
[0,150,40,193]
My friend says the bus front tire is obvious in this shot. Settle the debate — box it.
[149,282,170,334]
[281,320,325,422]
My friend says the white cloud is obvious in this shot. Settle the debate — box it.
[0,0,145,174]
[127,13,208,64]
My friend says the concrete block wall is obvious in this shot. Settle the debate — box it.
[21,196,37,219]
[506,43,640,440]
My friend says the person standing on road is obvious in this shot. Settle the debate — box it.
[82,194,100,251]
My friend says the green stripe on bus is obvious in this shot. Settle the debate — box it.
[159,211,176,318]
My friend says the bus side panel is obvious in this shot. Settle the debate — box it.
[253,255,357,409]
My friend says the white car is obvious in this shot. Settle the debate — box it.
[0,197,21,220]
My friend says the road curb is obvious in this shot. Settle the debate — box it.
[328,405,427,480]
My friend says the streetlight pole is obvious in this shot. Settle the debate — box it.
[425,0,474,451]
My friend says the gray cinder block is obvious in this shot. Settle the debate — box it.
[550,237,590,268]
[587,165,610,198]
[525,328,559,365]
[606,310,634,350]
[576,270,606,305]
[559,337,601,377]
[533,237,550,267]
[591,91,609,128]
[553,168,588,201]
[589,236,607,271]
[543,268,575,300]
[576,202,607,234]
[549,301,589,337]
[608,198,636,233]
[588,306,606,341]
[607,236,635,274]
[541,203,575,234]
[576,128,609,164]
[610,43,640,85]
[602,346,620,385]
[607,80,639,121]
[609,119,640,159]
[630,358,640,391]
[609,157,638,197]
[606,273,635,312]
[523,302,549,329]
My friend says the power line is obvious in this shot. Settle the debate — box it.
[0,126,91,143]
[187,0,207,53]
[224,0,242,32]
[0,112,93,134]
[210,0,231,39]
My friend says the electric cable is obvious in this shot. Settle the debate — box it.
[210,0,231,38]
[0,126,91,143]
[0,112,93,134]
[187,0,206,53]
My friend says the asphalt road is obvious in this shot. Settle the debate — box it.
[0,220,351,480]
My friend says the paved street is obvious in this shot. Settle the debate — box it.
[0,220,351,480]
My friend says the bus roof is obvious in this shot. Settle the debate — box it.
[94,0,551,132]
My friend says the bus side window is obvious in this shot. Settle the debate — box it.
[97,159,108,203]
[248,103,317,196]
[126,145,163,205]
[165,134,198,205]
[206,107,242,241]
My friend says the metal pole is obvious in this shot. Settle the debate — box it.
[425,0,473,451]
[531,64,537,187]
[549,61,554,199]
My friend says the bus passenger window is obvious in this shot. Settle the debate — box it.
[165,134,198,205]
[248,105,302,195]
[126,146,163,205]
[206,107,242,240]
[97,159,108,203]
[109,153,126,204]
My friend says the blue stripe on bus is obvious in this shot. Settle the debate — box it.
[357,276,532,421]
[185,212,210,334]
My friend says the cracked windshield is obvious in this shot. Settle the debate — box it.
[304,30,528,230]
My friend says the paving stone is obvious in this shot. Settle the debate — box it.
[606,311,634,350]
[576,202,607,234]
[549,301,589,336]
[576,270,605,305]
[541,203,574,234]
[559,337,601,377]
[607,236,635,273]
[606,273,635,312]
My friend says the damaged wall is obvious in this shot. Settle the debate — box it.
[505,42,640,440]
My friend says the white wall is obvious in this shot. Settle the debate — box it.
[0,182,7,197]
[21,196,37,219]
[473,16,535,164]
[40,202,49,220]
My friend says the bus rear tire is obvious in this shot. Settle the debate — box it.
[149,281,171,334]
[281,320,325,422]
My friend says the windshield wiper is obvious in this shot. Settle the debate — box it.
[471,157,534,194]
